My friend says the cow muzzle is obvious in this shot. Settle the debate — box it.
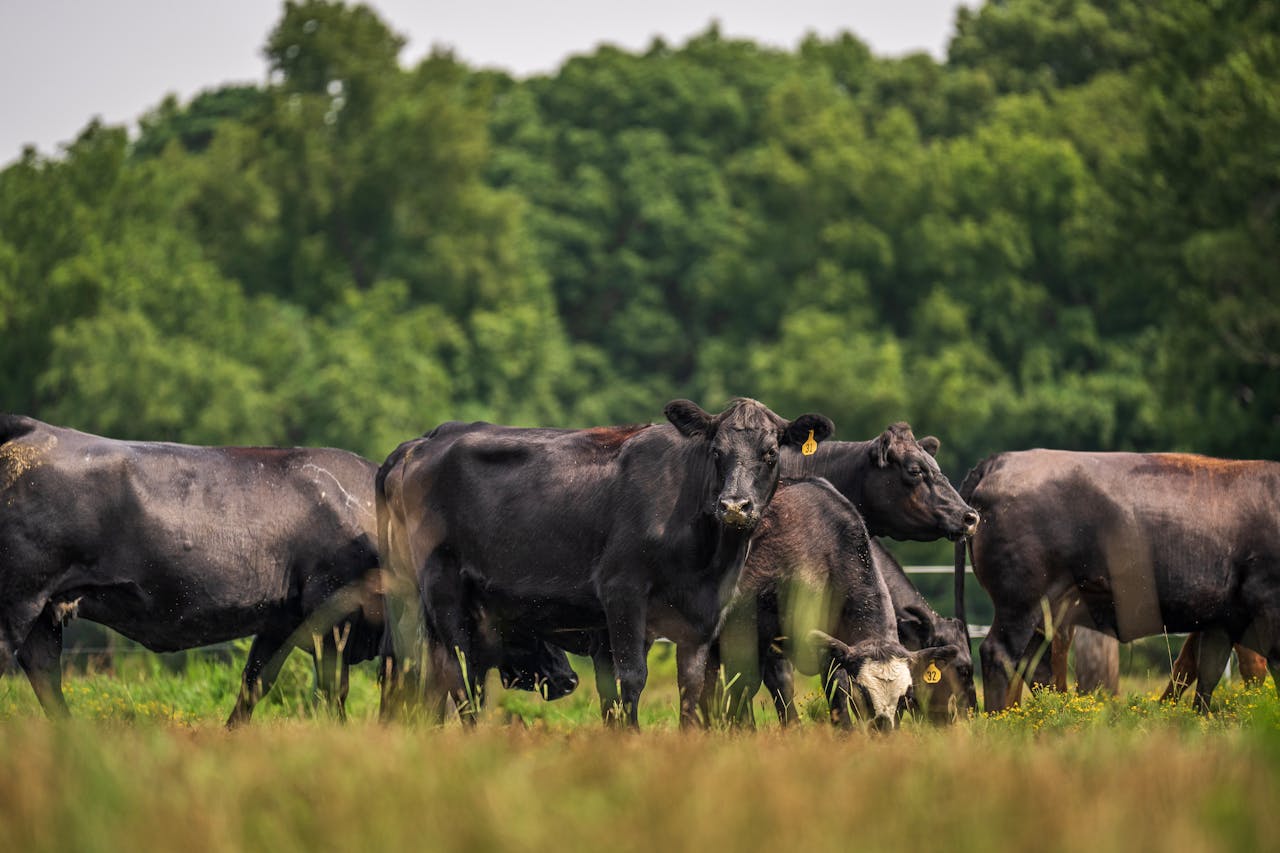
[717,497,757,529]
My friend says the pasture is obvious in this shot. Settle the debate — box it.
[2,648,1279,852]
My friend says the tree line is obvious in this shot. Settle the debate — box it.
[1,0,1276,481]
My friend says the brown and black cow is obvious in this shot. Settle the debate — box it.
[957,450,1280,713]
[376,398,833,728]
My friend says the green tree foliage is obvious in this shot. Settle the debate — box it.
[1,0,1274,469]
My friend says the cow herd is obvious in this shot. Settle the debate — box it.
[1,401,1277,730]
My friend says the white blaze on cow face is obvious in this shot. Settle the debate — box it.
[856,657,913,725]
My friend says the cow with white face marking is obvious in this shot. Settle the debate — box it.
[710,478,960,731]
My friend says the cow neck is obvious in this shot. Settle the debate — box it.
[785,439,876,530]
[708,521,754,605]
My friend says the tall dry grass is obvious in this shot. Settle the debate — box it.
[0,716,1277,853]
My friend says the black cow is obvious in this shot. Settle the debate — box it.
[780,423,979,542]
[376,398,833,728]
[0,414,575,725]
[0,414,381,724]
[957,450,1280,712]
[709,479,962,731]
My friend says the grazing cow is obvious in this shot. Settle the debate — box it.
[376,398,833,728]
[873,540,977,721]
[957,450,1280,713]
[0,414,576,725]
[710,479,961,731]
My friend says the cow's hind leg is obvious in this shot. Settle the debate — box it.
[1161,632,1202,704]
[227,623,300,728]
[19,617,69,719]
[1191,630,1232,713]
[980,609,1044,713]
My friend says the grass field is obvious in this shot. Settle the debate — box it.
[2,647,1279,852]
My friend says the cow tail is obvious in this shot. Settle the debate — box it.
[954,455,995,637]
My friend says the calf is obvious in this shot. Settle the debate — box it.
[958,450,1280,712]
[710,479,961,731]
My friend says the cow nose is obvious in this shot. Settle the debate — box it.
[962,510,980,535]
[719,498,753,524]
[872,714,896,734]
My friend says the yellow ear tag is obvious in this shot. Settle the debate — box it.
[923,662,942,684]
[801,429,817,456]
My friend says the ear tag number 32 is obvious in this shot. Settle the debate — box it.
[801,429,817,456]
[923,663,942,684]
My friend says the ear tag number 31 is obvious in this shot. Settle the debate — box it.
[801,429,817,456]
[923,663,942,684]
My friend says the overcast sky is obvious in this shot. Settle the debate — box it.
[0,1,976,165]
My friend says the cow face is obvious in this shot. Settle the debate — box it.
[666,398,834,530]
[864,423,979,541]
[498,640,580,701]
[905,637,971,723]
[810,632,916,732]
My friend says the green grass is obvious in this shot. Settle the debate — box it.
[2,648,1280,852]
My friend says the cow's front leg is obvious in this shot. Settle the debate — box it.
[19,616,69,719]
[980,608,1041,713]
[601,592,648,729]
[761,650,797,726]
[675,639,712,729]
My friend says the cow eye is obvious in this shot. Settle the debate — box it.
[906,466,924,479]
[763,448,778,465]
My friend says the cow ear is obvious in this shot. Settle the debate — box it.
[873,430,893,467]
[907,644,960,680]
[919,436,941,457]
[896,607,931,648]
[781,413,834,447]
[665,399,713,438]
[807,629,855,667]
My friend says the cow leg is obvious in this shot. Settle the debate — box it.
[1191,630,1232,714]
[712,604,761,727]
[601,593,648,729]
[313,624,350,721]
[1236,645,1269,685]
[592,643,623,723]
[761,650,797,726]
[822,658,857,729]
[1050,624,1074,693]
[980,610,1042,712]
[18,616,69,719]
[675,639,713,729]
[1160,633,1201,703]
[1072,628,1120,695]
[227,623,299,727]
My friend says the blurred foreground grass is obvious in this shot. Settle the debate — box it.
[2,651,1280,852]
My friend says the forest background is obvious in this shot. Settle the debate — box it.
[1,0,1276,500]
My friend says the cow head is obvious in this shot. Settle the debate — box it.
[895,610,978,723]
[666,398,834,530]
[811,631,961,732]
[498,639,580,701]
[862,423,979,541]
